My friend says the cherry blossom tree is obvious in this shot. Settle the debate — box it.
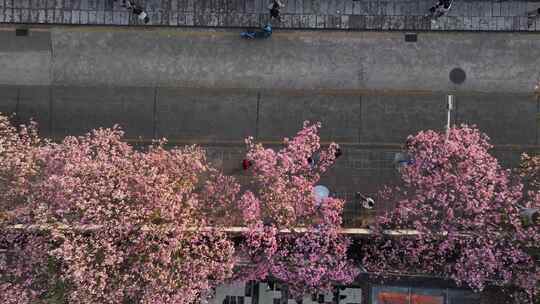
[520,153,540,225]
[0,114,44,221]
[518,153,540,281]
[0,116,358,303]
[520,153,540,194]
[237,122,358,300]
[362,125,540,300]
[0,114,56,304]
[0,113,240,304]
[35,127,240,304]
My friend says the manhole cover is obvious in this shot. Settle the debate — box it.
[405,33,417,42]
[449,68,466,84]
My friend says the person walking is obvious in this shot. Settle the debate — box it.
[242,159,252,170]
[439,0,453,16]
[113,0,126,6]
[528,7,540,28]
[114,0,150,24]
[334,145,343,159]
[114,0,133,8]
[355,192,375,209]
[269,0,285,22]
[428,0,453,21]
[132,5,150,24]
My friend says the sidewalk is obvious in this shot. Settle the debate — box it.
[1,0,540,31]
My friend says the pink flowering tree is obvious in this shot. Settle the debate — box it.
[237,122,358,300]
[520,153,540,202]
[34,127,240,304]
[0,113,241,304]
[362,125,540,299]
[0,114,44,220]
[518,153,540,269]
[0,114,58,304]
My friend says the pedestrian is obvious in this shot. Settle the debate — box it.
[428,1,440,15]
[528,7,540,28]
[242,159,252,170]
[268,0,284,22]
[355,192,375,209]
[113,0,131,8]
[334,145,342,159]
[132,5,150,24]
[115,0,149,24]
[439,0,453,16]
[307,153,319,169]
[261,23,272,38]
[428,0,452,20]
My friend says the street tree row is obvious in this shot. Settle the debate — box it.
[0,114,538,304]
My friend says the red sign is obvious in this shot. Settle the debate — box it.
[378,292,444,304]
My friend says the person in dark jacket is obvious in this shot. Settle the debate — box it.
[132,5,150,24]
[269,0,284,22]
[334,146,343,159]
[428,0,453,19]
[528,7,540,27]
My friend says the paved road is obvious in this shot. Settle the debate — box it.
[2,0,540,31]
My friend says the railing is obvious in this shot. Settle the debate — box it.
[4,223,420,236]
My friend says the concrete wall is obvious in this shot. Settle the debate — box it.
[2,27,540,93]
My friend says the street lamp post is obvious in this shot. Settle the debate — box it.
[535,83,540,144]
[446,94,454,141]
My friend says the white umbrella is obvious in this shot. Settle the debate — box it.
[313,185,330,205]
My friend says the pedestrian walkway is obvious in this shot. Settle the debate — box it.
[1,0,540,31]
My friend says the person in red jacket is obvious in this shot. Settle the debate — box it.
[242,159,252,170]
